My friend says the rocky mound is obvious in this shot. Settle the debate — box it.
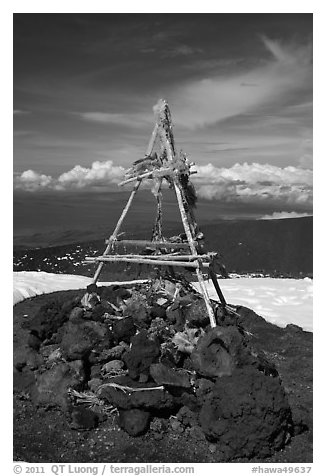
[14,277,294,461]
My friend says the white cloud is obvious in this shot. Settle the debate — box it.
[13,160,313,211]
[56,160,125,190]
[14,170,53,191]
[170,37,312,129]
[14,160,125,192]
[260,211,312,220]
[193,162,313,207]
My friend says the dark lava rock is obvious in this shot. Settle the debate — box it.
[176,405,199,428]
[99,378,175,412]
[150,363,191,388]
[112,317,136,344]
[13,369,36,393]
[166,304,185,331]
[31,360,85,410]
[26,300,68,341]
[199,367,292,460]
[123,330,160,380]
[99,344,128,362]
[251,350,279,377]
[147,318,173,343]
[185,299,210,328]
[60,320,109,360]
[99,285,131,304]
[191,325,248,378]
[70,406,99,430]
[160,341,183,367]
[286,323,304,334]
[150,304,166,319]
[195,378,215,405]
[123,294,150,328]
[118,408,151,436]
[14,346,44,371]
[69,307,84,323]
[27,333,42,351]
[90,304,109,322]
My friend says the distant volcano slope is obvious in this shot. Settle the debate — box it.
[201,216,312,276]
[13,217,312,279]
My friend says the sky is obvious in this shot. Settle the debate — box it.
[13,13,313,217]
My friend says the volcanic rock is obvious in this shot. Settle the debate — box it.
[99,344,128,362]
[99,285,131,305]
[150,304,166,319]
[123,293,150,327]
[101,360,124,374]
[166,303,185,330]
[185,299,210,328]
[118,409,151,436]
[123,330,160,380]
[99,378,175,411]
[191,325,248,378]
[14,346,44,371]
[112,317,136,344]
[70,406,99,430]
[69,307,84,323]
[60,320,109,360]
[13,369,36,393]
[27,333,42,351]
[149,363,191,388]
[199,366,292,459]
[27,300,68,341]
[31,360,85,410]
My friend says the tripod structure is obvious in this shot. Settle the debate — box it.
[85,99,233,328]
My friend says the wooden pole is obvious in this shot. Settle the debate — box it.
[208,265,227,306]
[92,179,142,283]
[105,239,196,249]
[85,256,210,268]
[155,100,216,327]
[118,167,171,186]
[90,253,210,261]
[91,122,159,284]
[173,181,217,327]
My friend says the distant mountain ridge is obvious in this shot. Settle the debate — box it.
[13,217,312,277]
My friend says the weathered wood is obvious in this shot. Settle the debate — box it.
[156,101,217,327]
[90,253,210,261]
[91,122,159,284]
[92,179,142,283]
[85,256,210,268]
[208,266,227,306]
[118,167,171,186]
[173,180,217,327]
[105,239,196,249]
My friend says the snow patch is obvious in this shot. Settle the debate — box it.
[13,272,312,332]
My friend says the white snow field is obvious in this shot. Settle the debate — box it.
[13,271,312,332]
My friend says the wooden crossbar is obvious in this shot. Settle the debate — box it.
[105,239,196,249]
[85,256,210,268]
[90,253,210,261]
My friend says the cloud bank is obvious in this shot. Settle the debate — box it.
[14,160,125,192]
[193,162,312,207]
[14,159,312,211]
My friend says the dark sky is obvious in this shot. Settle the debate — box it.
[13,13,312,216]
